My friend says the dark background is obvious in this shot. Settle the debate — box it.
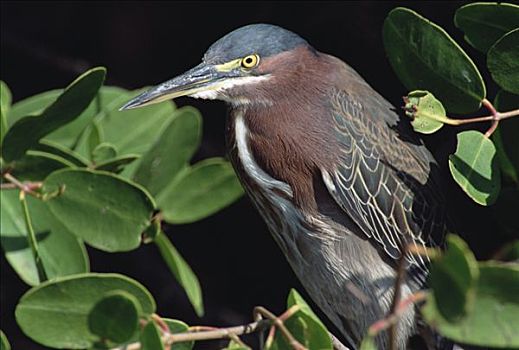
[0,1,509,349]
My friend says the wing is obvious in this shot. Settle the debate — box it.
[321,87,446,279]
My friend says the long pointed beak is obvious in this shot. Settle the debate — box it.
[120,62,228,110]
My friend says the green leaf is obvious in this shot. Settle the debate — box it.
[449,130,500,205]
[287,289,332,349]
[272,289,332,350]
[7,89,62,126]
[36,139,89,167]
[1,330,11,350]
[158,158,244,224]
[1,190,89,286]
[71,88,132,159]
[10,151,75,181]
[134,106,202,196]
[429,235,479,321]
[92,142,118,164]
[155,232,204,317]
[88,290,140,345]
[359,336,377,350]
[15,273,156,349]
[163,319,193,350]
[99,89,175,155]
[222,340,249,350]
[45,86,126,149]
[140,321,165,350]
[2,67,106,162]
[404,90,451,134]
[454,2,519,53]
[488,28,519,94]
[383,7,486,113]
[422,262,519,347]
[142,218,161,244]
[0,80,12,144]
[4,87,123,156]
[95,154,140,173]
[493,90,519,184]
[43,168,155,252]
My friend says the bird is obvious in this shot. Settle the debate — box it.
[121,24,446,349]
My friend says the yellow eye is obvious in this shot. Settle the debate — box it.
[241,54,260,69]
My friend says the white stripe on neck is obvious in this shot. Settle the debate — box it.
[234,113,293,197]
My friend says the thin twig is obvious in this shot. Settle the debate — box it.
[112,319,271,350]
[19,191,48,282]
[438,99,519,137]
[368,291,428,337]
[407,245,441,259]
[482,99,500,137]
[254,306,306,350]
[388,245,408,350]
[228,333,251,349]
[265,325,277,349]
[3,174,42,197]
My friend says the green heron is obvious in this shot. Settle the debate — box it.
[122,24,446,349]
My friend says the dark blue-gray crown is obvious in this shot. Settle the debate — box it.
[203,24,310,63]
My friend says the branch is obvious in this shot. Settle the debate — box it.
[19,191,48,282]
[110,305,307,350]
[368,291,428,337]
[482,99,499,138]
[254,306,307,350]
[112,319,270,350]
[438,99,518,138]
[2,173,42,197]
[388,245,408,350]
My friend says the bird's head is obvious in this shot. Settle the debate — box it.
[121,24,314,110]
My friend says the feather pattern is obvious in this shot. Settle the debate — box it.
[322,87,446,285]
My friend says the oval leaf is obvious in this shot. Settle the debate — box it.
[7,89,62,126]
[155,232,204,317]
[404,90,449,134]
[92,142,118,164]
[2,67,106,162]
[1,330,11,350]
[272,289,332,350]
[88,290,140,345]
[46,86,127,149]
[15,273,156,349]
[10,151,75,181]
[101,89,175,155]
[429,235,479,321]
[158,158,243,224]
[0,80,12,143]
[37,139,89,167]
[422,262,519,347]
[383,7,486,113]
[163,319,193,350]
[449,130,500,205]
[1,190,89,286]
[43,169,155,252]
[95,154,140,173]
[133,106,202,196]
[487,28,519,94]
[140,321,165,350]
[454,2,519,53]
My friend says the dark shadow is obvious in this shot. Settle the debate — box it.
[1,231,51,252]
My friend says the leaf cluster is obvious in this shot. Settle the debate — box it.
[0,68,245,348]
